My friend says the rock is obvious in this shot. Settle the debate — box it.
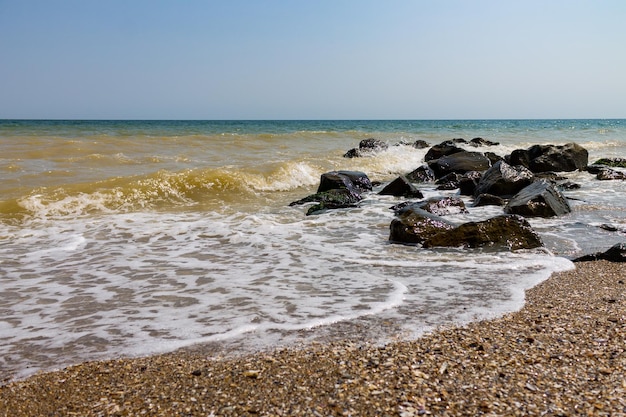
[435,173,462,190]
[289,189,363,215]
[573,242,626,262]
[413,140,430,149]
[473,194,506,207]
[428,151,492,177]
[406,165,436,183]
[558,181,581,190]
[585,164,606,175]
[389,208,455,245]
[396,196,468,216]
[422,215,543,250]
[469,137,500,147]
[424,141,464,162]
[507,143,588,173]
[458,171,483,196]
[474,160,534,198]
[592,158,626,168]
[504,180,572,218]
[343,138,388,158]
[379,175,424,198]
[484,151,504,165]
[596,168,626,180]
[318,171,372,193]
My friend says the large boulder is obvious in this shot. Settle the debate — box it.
[504,180,571,217]
[379,175,424,198]
[422,215,543,250]
[474,160,535,197]
[428,151,492,178]
[389,208,455,245]
[318,171,372,193]
[507,143,588,173]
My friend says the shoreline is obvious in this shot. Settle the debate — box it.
[1,260,624,416]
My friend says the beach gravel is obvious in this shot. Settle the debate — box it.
[1,260,624,416]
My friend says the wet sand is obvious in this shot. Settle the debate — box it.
[1,260,624,416]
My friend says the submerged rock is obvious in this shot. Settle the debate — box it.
[596,168,626,180]
[343,138,388,158]
[504,180,571,218]
[592,157,626,168]
[422,215,543,250]
[389,208,455,245]
[290,170,371,215]
[290,189,363,215]
[395,196,468,216]
[573,242,626,262]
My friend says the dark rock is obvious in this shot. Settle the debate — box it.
[422,215,543,250]
[406,165,436,183]
[359,138,388,151]
[435,173,462,190]
[586,164,611,174]
[469,137,500,147]
[593,158,626,168]
[343,148,360,158]
[428,151,492,177]
[484,151,504,165]
[458,171,483,196]
[318,171,372,193]
[573,242,626,262]
[473,194,506,207]
[596,168,626,180]
[474,160,534,198]
[507,143,588,173]
[396,196,468,216]
[389,208,455,245]
[534,172,568,182]
[379,175,424,198]
[504,180,571,217]
[289,189,363,215]
[506,149,531,169]
[343,138,388,158]
[424,141,464,161]
[558,181,581,190]
[413,140,430,149]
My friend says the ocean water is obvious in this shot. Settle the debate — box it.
[1,119,625,382]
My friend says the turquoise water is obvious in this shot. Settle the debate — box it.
[1,119,624,382]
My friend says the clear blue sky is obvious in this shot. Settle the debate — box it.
[1,0,625,120]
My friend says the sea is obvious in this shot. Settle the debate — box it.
[1,119,625,382]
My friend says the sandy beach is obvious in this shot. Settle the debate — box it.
[1,260,624,416]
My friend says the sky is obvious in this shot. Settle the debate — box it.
[0,0,625,120]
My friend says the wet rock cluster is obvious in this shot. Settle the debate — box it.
[290,138,625,253]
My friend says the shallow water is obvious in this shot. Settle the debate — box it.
[1,119,625,381]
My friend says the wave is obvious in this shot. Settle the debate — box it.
[0,161,323,220]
